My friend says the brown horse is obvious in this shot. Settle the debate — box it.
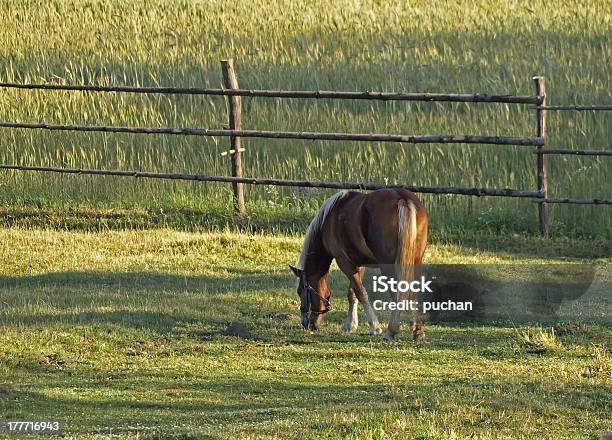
[289,188,428,340]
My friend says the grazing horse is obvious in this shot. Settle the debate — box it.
[289,188,428,341]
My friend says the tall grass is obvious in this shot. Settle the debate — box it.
[0,0,609,236]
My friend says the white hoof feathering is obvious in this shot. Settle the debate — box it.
[341,320,358,333]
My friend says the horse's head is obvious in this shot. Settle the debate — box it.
[289,265,332,330]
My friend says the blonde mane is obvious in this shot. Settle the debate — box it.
[296,191,347,271]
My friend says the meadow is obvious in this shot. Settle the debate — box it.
[0,2,611,438]
[0,228,610,439]
[0,0,610,236]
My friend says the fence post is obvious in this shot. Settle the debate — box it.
[221,59,246,217]
[534,76,548,236]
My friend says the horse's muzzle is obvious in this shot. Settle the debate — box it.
[301,315,319,330]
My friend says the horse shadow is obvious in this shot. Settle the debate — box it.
[1,263,608,341]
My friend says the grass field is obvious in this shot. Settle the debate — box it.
[0,227,610,439]
[0,0,610,236]
[0,1,610,438]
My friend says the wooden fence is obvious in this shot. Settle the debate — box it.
[0,59,610,236]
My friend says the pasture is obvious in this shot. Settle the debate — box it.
[0,1,611,438]
[0,227,610,439]
[0,0,610,236]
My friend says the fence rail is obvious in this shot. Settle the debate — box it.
[1,60,610,237]
[534,148,612,156]
[533,198,612,205]
[0,81,542,104]
[0,164,544,198]
[537,104,612,111]
[0,121,544,146]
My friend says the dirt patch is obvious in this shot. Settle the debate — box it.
[222,322,251,339]
[0,384,17,399]
[273,313,290,322]
[181,345,207,355]
[39,353,66,366]
[554,321,587,335]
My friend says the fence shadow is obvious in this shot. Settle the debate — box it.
[0,206,313,235]
[0,269,297,337]
[2,206,610,261]
[3,375,609,438]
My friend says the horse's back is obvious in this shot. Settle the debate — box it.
[323,189,427,266]
[363,189,427,264]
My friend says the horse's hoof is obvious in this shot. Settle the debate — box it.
[370,327,383,336]
[341,321,358,333]
[413,331,426,343]
[382,331,398,341]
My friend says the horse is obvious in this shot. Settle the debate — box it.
[289,188,428,341]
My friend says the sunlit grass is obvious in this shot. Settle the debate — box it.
[0,227,610,438]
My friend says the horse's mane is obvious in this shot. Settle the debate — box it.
[296,191,347,271]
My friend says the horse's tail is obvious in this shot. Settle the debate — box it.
[395,199,418,283]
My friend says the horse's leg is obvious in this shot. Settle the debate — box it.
[338,260,381,335]
[382,265,402,340]
[353,267,382,335]
[341,283,359,333]
[410,261,426,342]
[384,266,425,341]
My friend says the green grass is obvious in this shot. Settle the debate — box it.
[0,0,610,237]
[0,227,610,439]
[0,3,610,437]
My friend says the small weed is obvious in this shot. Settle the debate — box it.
[583,344,611,379]
[516,327,561,354]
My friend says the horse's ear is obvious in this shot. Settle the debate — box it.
[288,265,302,278]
